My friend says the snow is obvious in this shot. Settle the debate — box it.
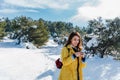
[0,37,120,80]
[84,56,120,80]
[86,37,98,48]
[31,25,38,29]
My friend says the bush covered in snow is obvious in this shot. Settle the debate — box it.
[84,17,120,58]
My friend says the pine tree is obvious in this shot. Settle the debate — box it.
[11,16,34,44]
[4,17,12,32]
[85,17,120,58]
[28,20,49,47]
[0,19,6,40]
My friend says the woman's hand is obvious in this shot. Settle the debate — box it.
[75,52,85,58]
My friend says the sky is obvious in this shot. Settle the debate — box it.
[0,0,120,27]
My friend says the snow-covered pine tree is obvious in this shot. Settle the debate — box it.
[84,17,120,58]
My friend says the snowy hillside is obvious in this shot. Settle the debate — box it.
[0,37,120,80]
[84,56,120,80]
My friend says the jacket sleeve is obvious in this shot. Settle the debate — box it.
[80,57,86,68]
[81,61,86,68]
[61,47,75,66]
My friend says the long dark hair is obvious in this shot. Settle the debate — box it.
[65,32,83,50]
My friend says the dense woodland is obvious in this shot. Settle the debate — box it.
[0,16,120,59]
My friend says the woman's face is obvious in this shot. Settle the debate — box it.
[71,35,79,47]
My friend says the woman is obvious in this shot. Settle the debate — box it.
[58,32,86,80]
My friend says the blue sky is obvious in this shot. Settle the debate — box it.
[0,0,120,27]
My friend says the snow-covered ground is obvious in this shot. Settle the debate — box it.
[0,37,120,80]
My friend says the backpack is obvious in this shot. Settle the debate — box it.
[55,58,63,69]
[55,48,70,69]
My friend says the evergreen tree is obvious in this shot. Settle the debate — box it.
[0,16,85,47]
[84,17,120,58]
[11,16,34,44]
[28,19,49,47]
[0,19,6,40]
[4,17,12,32]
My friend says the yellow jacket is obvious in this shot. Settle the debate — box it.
[58,45,86,80]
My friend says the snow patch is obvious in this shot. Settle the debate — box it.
[86,37,98,48]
